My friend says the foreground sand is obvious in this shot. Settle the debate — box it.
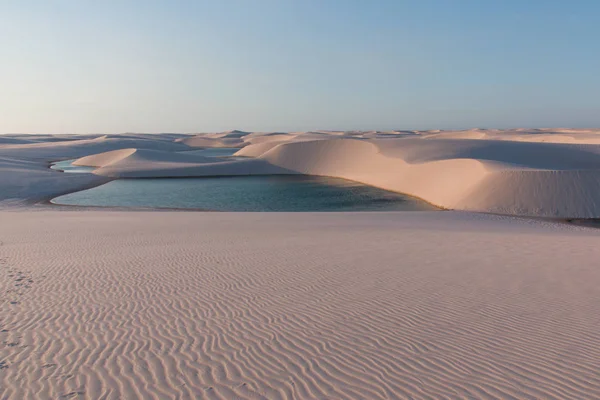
[1,210,600,399]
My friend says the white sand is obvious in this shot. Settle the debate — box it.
[2,130,600,399]
[5,128,598,217]
[1,211,600,399]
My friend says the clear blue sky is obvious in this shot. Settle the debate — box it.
[1,0,599,133]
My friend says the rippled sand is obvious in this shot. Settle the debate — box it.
[1,211,599,399]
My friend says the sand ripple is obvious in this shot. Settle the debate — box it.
[1,211,600,399]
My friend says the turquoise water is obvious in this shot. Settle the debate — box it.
[51,175,436,212]
[51,148,435,211]
[50,159,95,173]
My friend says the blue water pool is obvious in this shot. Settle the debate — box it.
[51,175,436,212]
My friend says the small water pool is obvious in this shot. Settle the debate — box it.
[50,159,95,173]
[51,175,436,212]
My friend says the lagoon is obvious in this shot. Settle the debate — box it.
[51,175,435,212]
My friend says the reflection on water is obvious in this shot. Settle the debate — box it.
[52,175,436,212]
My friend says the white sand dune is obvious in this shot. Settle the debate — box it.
[70,130,600,217]
[245,137,600,217]
[74,148,217,168]
[1,211,600,399]
[2,131,600,399]
[0,135,195,204]
[4,129,600,216]
[176,130,251,148]
[0,155,109,206]
[0,137,36,145]
[75,148,294,179]
[0,135,189,162]
[95,157,293,179]
[213,129,252,139]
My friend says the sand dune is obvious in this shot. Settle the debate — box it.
[74,148,216,168]
[421,128,600,144]
[176,130,251,148]
[0,135,185,204]
[94,158,294,179]
[76,148,295,179]
[1,211,600,399]
[246,137,600,217]
[0,135,189,161]
[4,129,600,216]
[0,155,109,206]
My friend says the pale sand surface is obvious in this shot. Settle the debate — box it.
[2,130,600,399]
[1,210,600,399]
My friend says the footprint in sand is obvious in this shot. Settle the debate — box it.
[3,266,35,305]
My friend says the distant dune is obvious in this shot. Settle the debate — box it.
[3,128,600,217]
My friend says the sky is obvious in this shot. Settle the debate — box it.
[1,0,599,134]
